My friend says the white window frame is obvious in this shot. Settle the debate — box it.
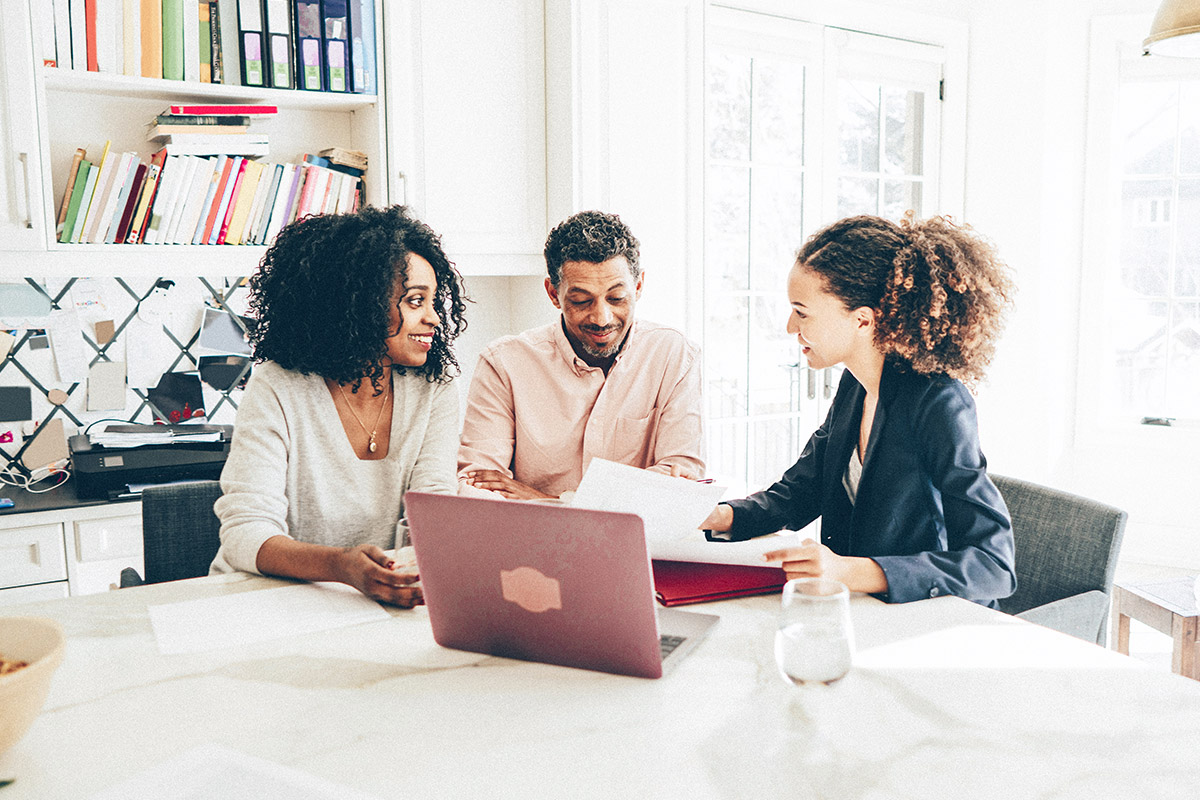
[1078,13,1200,452]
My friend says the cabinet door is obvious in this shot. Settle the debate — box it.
[68,514,143,595]
[0,522,67,589]
[0,0,47,251]
[386,0,547,275]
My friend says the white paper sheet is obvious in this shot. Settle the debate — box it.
[652,530,806,566]
[572,458,727,541]
[86,743,385,800]
[148,582,390,655]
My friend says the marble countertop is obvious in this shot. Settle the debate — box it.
[2,572,1199,799]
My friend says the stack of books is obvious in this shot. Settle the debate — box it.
[147,103,275,157]
[56,137,367,247]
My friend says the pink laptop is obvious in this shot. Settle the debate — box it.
[405,492,718,679]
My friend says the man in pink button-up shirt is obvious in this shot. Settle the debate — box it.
[459,211,704,500]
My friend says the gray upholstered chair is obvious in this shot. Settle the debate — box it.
[991,474,1127,645]
[120,480,223,587]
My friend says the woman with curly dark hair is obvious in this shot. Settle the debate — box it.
[701,214,1018,607]
[210,205,467,607]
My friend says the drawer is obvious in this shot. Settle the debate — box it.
[0,524,68,589]
[0,581,70,606]
[73,515,142,563]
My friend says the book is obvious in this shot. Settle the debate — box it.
[248,162,284,243]
[215,0,238,84]
[56,147,87,232]
[294,0,322,90]
[59,159,94,243]
[262,162,300,242]
[153,113,250,125]
[167,103,276,114]
[358,0,375,94]
[108,160,146,243]
[199,154,234,243]
[318,146,366,170]
[89,150,134,243]
[651,560,787,607]
[304,152,362,178]
[223,159,262,244]
[78,143,119,243]
[95,0,122,72]
[321,0,349,93]
[141,0,162,78]
[52,0,73,69]
[162,0,184,80]
[263,0,292,89]
[170,156,214,243]
[40,0,59,66]
[147,123,250,138]
[183,0,199,80]
[127,153,165,243]
[213,156,248,243]
[71,160,102,243]
[122,0,141,75]
[198,0,211,81]
[161,154,202,242]
[209,0,223,82]
[186,155,224,243]
[144,153,183,243]
[69,0,87,72]
[236,0,264,86]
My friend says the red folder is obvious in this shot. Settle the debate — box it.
[651,560,787,607]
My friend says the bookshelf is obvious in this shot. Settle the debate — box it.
[0,0,388,278]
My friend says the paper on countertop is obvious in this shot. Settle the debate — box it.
[148,582,390,655]
[85,743,385,800]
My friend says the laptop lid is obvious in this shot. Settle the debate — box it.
[406,492,713,679]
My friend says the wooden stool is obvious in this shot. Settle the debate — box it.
[1112,577,1200,680]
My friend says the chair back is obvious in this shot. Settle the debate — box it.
[992,474,1126,620]
[140,480,223,584]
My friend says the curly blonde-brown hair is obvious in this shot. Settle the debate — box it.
[796,213,1015,386]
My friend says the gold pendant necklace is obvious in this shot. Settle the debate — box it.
[338,377,391,454]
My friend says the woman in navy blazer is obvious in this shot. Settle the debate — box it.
[702,214,1018,607]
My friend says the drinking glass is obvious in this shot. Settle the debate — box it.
[774,578,854,686]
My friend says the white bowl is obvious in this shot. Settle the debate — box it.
[0,617,65,754]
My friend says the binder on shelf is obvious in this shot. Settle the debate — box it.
[141,0,163,78]
[199,1,212,81]
[161,0,184,80]
[294,0,322,91]
[122,0,141,75]
[263,0,293,89]
[60,159,94,243]
[57,148,87,233]
[320,0,349,93]
[650,560,788,607]
[215,0,239,84]
[183,0,199,81]
[70,0,87,71]
[235,0,264,85]
[351,0,374,94]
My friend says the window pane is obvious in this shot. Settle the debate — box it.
[1121,82,1177,176]
[1113,296,1168,416]
[748,293,800,417]
[838,176,878,217]
[748,418,798,490]
[707,52,752,161]
[839,80,880,172]
[883,87,924,175]
[1167,302,1200,416]
[1177,178,1200,296]
[1181,84,1200,174]
[707,418,747,490]
[1120,179,1172,296]
[705,295,749,419]
[751,56,805,165]
[749,167,804,293]
[706,164,751,292]
[883,179,922,221]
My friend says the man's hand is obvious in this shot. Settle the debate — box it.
[463,470,554,500]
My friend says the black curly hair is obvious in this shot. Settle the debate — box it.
[797,213,1014,386]
[544,210,641,287]
[247,205,468,390]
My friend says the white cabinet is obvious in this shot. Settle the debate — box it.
[386,0,548,276]
[0,0,388,277]
[0,502,143,598]
[0,0,47,252]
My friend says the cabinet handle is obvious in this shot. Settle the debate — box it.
[823,368,834,399]
[397,170,407,206]
[807,368,817,400]
[18,152,33,229]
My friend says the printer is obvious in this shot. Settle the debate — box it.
[69,424,234,500]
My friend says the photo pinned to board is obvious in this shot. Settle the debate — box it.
[148,372,206,423]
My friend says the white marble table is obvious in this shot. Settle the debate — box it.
[2,572,1200,799]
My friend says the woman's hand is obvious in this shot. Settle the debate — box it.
[699,504,734,532]
[762,539,888,594]
[463,470,553,500]
[333,544,424,608]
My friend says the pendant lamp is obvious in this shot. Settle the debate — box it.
[1144,0,1200,56]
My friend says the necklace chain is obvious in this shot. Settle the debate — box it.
[338,378,390,454]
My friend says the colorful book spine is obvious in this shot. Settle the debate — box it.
[141,0,163,78]
[213,156,247,243]
[161,0,184,80]
[59,159,94,243]
[199,1,211,81]
[56,148,87,233]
